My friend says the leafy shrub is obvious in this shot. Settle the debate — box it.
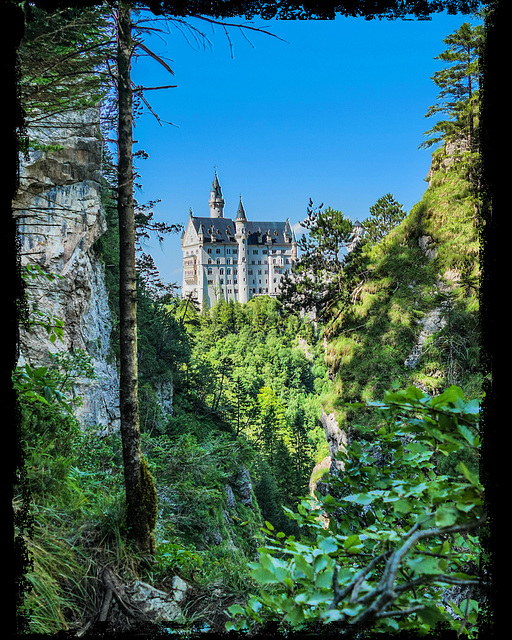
[227,385,485,637]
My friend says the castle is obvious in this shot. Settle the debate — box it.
[181,172,297,310]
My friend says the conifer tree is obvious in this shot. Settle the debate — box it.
[361,193,406,245]
[279,201,353,320]
[420,21,484,150]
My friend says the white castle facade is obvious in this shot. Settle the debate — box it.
[181,173,297,310]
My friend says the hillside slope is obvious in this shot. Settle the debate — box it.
[321,138,483,435]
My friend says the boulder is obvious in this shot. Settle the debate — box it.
[127,580,184,623]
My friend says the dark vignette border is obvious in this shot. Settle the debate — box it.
[5,1,504,637]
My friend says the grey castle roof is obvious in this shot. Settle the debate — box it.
[236,197,247,221]
[192,216,293,245]
[211,172,223,198]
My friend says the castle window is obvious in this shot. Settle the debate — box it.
[227,268,231,274]
[262,250,267,254]
[208,269,212,275]
[216,248,221,254]
[220,279,224,284]
[217,259,220,264]
[208,259,212,264]
[227,248,231,254]
[253,250,258,254]
[220,269,224,275]
[207,248,212,254]
[248,270,253,275]
[232,248,237,254]
[227,258,231,264]
[208,279,213,285]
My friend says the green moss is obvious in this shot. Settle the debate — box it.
[140,454,158,550]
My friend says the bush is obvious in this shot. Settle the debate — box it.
[227,385,485,637]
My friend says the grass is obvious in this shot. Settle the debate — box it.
[318,150,482,431]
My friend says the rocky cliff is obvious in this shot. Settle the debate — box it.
[14,108,120,431]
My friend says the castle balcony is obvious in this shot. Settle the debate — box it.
[183,256,197,284]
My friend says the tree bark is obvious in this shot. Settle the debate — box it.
[117,0,156,554]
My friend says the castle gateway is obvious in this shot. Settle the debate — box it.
[181,173,297,310]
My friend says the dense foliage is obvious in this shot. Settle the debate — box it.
[149,295,329,534]
[227,385,485,637]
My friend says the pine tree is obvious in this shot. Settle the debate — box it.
[420,21,484,151]
[361,193,406,245]
[279,201,353,320]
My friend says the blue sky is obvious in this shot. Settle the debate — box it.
[129,11,482,287]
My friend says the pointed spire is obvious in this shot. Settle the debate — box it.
[211,169,222,198]
[236,195,247,221]
[209,169,224,218]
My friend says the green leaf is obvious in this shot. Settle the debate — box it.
[417,606,448,625]
[314,554,329,572]
[250,565,279,585]
[435,505,459,527]
[393,499,411,514]
[408,555,443,575]
[318,536,337,553]
[316,567,335,589]
[343,492,375,505]
[294,554,314,580]
[457,424,477,446]
[228,604,245,616]
[344,535,360,551]
[456,462,481,488]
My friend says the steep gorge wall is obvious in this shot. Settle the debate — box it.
[14,108,120,431]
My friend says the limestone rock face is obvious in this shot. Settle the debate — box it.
[404,307,447,371]
[235,467,253,507]
[15,108,120,431]
[320,408,347,471]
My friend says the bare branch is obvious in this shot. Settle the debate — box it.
[190,14,289,44]
[133,40,174,74]
[132,84,177,92]
[130,80,178,128]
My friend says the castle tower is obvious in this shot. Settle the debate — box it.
[235,196,248,303]
[209,170,225,218]
[289,219,298,266]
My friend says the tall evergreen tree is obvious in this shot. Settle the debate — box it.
[279,201,353,320]
[116,1,158,554]
[420,21,484,150]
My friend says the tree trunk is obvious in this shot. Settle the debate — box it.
[117,0,156,554]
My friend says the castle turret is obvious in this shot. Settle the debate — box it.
[235,196,248,303]
[209,171,225,218]
[289,219,298,266]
